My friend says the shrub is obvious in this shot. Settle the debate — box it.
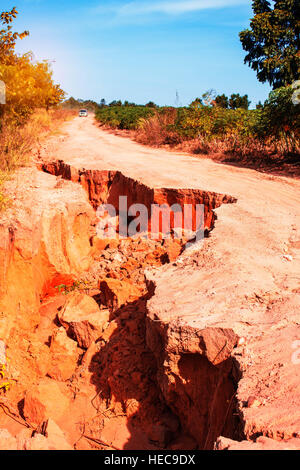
[136,107,180,146]
[254,86,300,154]
[95,105,155,130]
[172,106,257,141]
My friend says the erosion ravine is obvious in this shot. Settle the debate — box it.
[0,115,299,450]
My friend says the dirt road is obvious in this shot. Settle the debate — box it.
[41,114,300,304]
[41,114,300,267]
[39,114,300,447]
[43,115,300,193]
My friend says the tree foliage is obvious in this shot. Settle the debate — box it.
[0,8,65,124]
[145,101,157,108]
[215,94,229,108]
[240,0,300,88]
[229,93,251,110]
[0,7,29,65]
[255,85,300,151]
[62,97,99,111]
[215,93,251,109]
[1,56,65,122]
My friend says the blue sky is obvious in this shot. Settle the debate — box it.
[3,0,271,106]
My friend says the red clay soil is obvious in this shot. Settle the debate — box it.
[0,115,299,450]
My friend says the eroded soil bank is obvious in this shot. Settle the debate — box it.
[0,161,243,450]
[0,117,300,450]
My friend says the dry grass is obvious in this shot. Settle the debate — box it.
[0,108,76,209]
[135,112,268,162]
[176,135,268,159]
[134,107,299,169]
[135,108,180,146]
[178,135,300,166]
[136,115,299,170]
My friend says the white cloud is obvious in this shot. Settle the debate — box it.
[94,0,249,17]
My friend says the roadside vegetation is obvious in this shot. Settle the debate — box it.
[96,103,156,130]
[95,87,299,163]
[95,1,299,165]
[0,8,68,209]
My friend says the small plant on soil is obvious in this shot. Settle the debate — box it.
[55,280,95,295]
[0,363,11,393]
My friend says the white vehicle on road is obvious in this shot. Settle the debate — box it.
[79,109,88,117]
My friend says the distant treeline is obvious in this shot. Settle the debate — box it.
[62,97,99,112]
[62,96,159,111]
[63,92,252,113]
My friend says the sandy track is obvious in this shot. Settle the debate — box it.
[41,115,300,260]
[43,115,299,193]
[40,115,300,444]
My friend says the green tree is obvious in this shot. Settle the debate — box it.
[240,0,300,88]
[229,93,251,110]
[109,100,122,107]
[145,101,157,108]
[255,85,300,153]
[215,94,229,108]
